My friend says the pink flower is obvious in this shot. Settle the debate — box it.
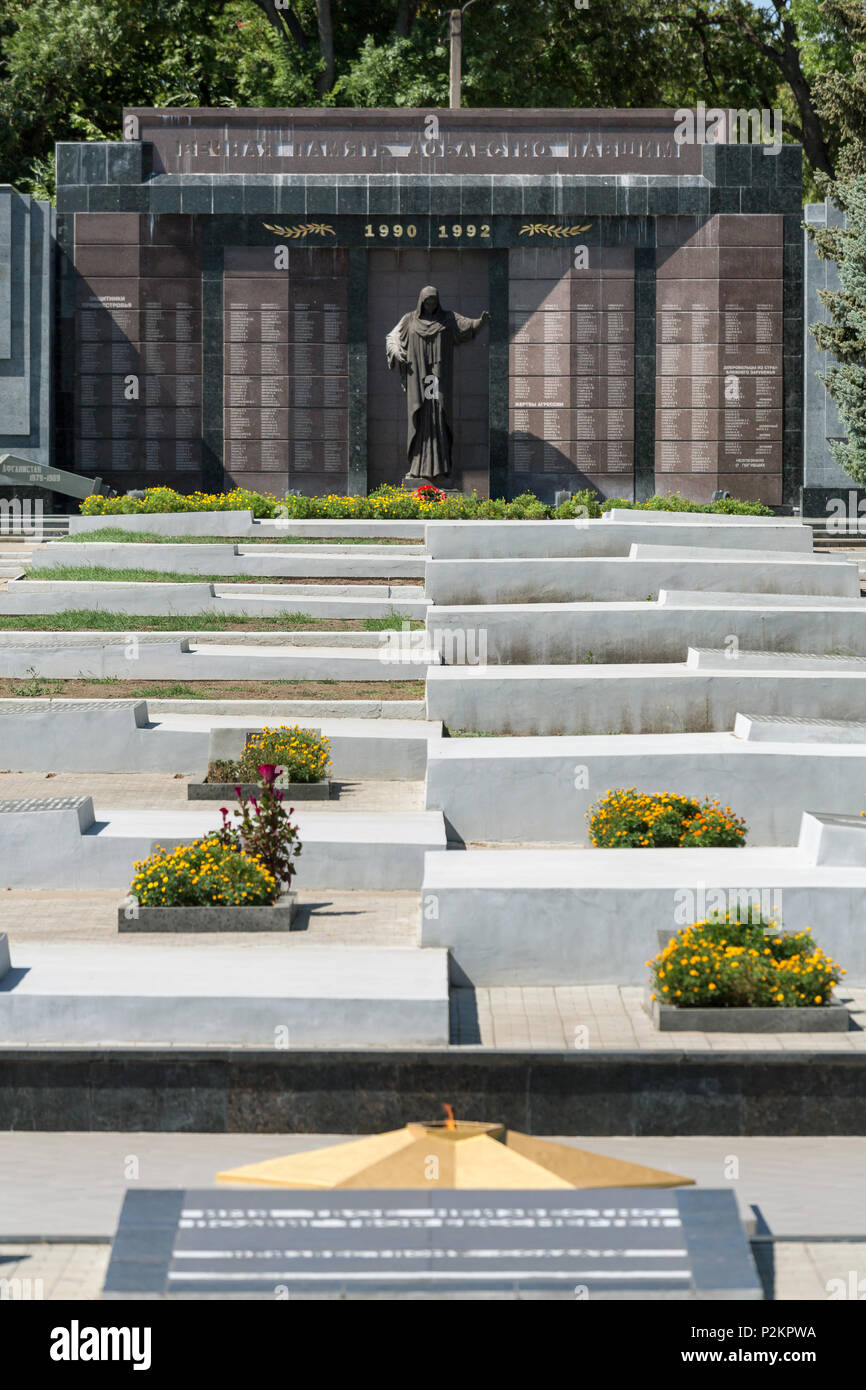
[258,764,279,787]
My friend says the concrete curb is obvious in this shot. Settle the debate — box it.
[117,895,297,932]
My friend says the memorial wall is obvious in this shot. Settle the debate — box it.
[53,108,804,504]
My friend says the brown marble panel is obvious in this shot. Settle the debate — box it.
[573,311,634,343]
[225,310,289,343]
[76,340,139,373]
[140,307,199,342]
[511,375,572,408]
[715,214,782,247]
[74,245,140,277]
[510,344,571,376]
[656,377,720,410]
[225,377,290,409]
[75,213,141,245]
[722,409,782,441]
[573,343,632,375]
[291,408,348,441]
[76,438,140,472]
[657,343,720,376]
[77,407,139,440]
[509,278,573,313]
[290,439,348,472]
[656,279,718,312]
[142,375,201,407]
[657,311,719,344]
[718,280,783,312]
[143,439,202,474]
[721,440,782,471]
[142,406,199,439]
[140,278,201,309]
[655,440,717,473]
[140,342,200,374]
[140,246,200,279]
[225,408,290,440]
[140,215,201,249]
[224,278,290,311]
[225,440,287,473]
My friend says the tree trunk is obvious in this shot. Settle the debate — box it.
[316,0,335,97]
[393,0,418,37]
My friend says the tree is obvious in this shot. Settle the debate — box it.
[809,175,866,483]
[810,0,866,181]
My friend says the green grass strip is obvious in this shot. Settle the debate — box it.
[58,529,416,546]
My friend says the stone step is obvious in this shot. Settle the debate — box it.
[0,796,447,890]
[0,937,449,1046]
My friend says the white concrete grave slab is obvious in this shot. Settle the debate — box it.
[423,553,857,605]
[0,579,428,620]
[425,731,866,845]
[798,811,866,866]
[425,598,866,665]
[734,713,866,744]
[0,797,447,889]
[420,828,866,986]
[425,660,866,735]
[424,519,814,560]
[0,632,441,680]
[0,699,441,778]
[0,941,450,1046]
[34,542,424,579]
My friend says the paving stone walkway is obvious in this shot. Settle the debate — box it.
[0,770,425,812]
[451,984,866,1050]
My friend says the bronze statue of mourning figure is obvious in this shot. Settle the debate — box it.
[386,286,489,482]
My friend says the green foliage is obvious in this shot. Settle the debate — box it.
[214,763,303,886]
[0,0,824,197]
[588,787,748,848]
[649,915,845,1008]
[236,724,331,784]
[80,486,278,517]
[808,174,866,484]
[810,0,866,183]
[130,838,277,906]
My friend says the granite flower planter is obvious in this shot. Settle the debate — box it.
[646,995,849,1033]
[117,894,296,932]
[187,780,330,801]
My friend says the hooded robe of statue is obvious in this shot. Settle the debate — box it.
[385,285,487,479]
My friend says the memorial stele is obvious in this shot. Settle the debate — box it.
[53,106,803,505]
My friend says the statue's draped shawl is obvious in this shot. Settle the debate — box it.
[386,286,484,478]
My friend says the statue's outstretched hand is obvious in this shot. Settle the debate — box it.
[480,310,490,325]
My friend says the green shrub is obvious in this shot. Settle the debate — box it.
[588,787,747,847]
[649,915,845,1008]
[211,725,331,785]
[83,484,773,521]
[81,487,279,519]
[130,839,277,906]
[598,492,773,516]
